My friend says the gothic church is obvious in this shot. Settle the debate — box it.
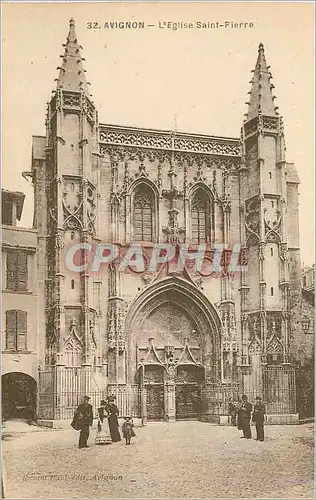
[28,19,303,424]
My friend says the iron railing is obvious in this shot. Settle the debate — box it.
[37,365,297,421]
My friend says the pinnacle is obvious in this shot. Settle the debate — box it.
[245,43,279,122]
[56,18,90,94]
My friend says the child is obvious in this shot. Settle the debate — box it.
[122,416,136,445]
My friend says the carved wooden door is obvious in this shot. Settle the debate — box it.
[144,366,165,420]
[146,385,164,420]
[176,384,201,419]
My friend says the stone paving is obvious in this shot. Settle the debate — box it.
[2,421,314,499]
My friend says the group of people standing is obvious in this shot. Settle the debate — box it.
[229,395,266,441]
[72,395,135,449]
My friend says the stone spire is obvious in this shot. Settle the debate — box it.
[56,18,90,94]
[245,43,278,122]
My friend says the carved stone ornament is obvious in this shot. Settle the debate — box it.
[245,197,260,241]
[162,208,185,244]
[64,320,84,352]
[63,91,81,108]
[99,125,241,157]
[62,179,83,230]
[107,302,125,352]
[266,334,283,355]
[248,335,262,355]
[89,319,97,350]
[55,231,65,249]
[267,313,282,339]
[87,184,96,235]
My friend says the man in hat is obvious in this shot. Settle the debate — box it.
[74,396,93,449]
[252,396,266,441]
[237,395,252,439]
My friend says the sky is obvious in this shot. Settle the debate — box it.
[2,2,314,265]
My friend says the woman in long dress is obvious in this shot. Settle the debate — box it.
[106,398,121,442]
[95,400,112,445]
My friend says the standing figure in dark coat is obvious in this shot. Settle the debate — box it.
[106,397,121,442]
[74,396,93,449]
[228,400,238,426]
[252,396,266,441]
[237,395,252,439]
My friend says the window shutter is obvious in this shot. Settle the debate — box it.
[6,251,18,291]
[17,251,28,291]
[16,310,27,351]
[2,199,13,225]
[6,310,17,350]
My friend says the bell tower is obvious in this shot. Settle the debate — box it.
[35,19,104,409]
[239,44,301,397]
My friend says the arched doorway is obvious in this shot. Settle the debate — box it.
[2,372,37,421]
[127,276,221,421]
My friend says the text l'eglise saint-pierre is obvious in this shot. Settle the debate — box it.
[92,21,255,30]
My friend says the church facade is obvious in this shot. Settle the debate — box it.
[28,19,304,424]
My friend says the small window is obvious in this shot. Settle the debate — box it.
[2,198,13,225]
[270,287,274,296]
[271,201,274,208]
[71,279,75,290]
[270,248,274,256]
[303,276,307,287]
[269,172,272,179]
[6,250,28,292]
[6,310,27,351]
[71,231,75,240]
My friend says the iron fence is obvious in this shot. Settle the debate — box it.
[37,365,297,421]
[201,383,242,416]
[38,367,142,420]
[262,365,296,414]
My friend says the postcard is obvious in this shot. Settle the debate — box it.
[1,2,314,499]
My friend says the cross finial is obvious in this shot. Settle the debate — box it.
[173,113,178,133]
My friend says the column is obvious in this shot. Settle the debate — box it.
[164,382,176,422]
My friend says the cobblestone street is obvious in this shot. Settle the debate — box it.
[3,422,314,499]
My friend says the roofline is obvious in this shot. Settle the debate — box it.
[2,189,25,198]
[99,123,240,143]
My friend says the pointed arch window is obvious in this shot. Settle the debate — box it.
[133,185,155,242]
[191,189,210,244]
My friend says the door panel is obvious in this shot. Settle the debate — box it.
[176,384,201,420]
[146,385,164,420]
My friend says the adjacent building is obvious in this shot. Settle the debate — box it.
[2,190,38,420]
[2,19,313,425]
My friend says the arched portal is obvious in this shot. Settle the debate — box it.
[125,276,221,421]
[2,372,37,421]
